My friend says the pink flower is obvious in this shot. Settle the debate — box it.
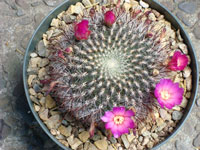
[74,20,91,40]
[101,107,135,138]
[168,51,188,71]
[154,79,184,109]
[104,10,116,27]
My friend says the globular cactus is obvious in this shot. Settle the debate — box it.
[47,5,170,127]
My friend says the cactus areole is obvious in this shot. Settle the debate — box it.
[47,4,186,137]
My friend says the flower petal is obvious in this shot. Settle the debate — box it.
[124,110,135,117]
[113,107,125,115]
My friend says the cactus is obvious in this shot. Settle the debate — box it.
[47,6,170,127]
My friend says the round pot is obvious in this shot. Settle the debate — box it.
[23,0,199,149]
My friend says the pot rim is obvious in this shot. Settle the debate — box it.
[23,0,199,150]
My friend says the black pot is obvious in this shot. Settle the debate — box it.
[23,0,199,149]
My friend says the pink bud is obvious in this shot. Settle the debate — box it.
[168,51,188,71]
[65,47,73,53]
[58,50,66,60]
[74,20,91,40]
[104,10,116,27]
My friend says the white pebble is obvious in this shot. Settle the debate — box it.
[139,0,149,8]
[30,52,38,58]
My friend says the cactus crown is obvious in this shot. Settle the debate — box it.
[48,6,169,126]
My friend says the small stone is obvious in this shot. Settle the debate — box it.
[16,9,25,16]
[37,40,47,57]
[19,16,32,25]
[151,133,158,140]
[29,57,41,68]
[183,67,191,78]
[29,88,36,96]
[82,0,92,7]
[51,18,60,27]
[193,133,200,147]
[121,134,130,148]
[180,97,188,108]
[56,134,65,140]
[45,95,56,109]
[94,139,108,150]
[58,125,72,137]
[186,75,192,91]
[142,137,149,146]
[108,145,115,150]
[63,15,76,23]
[33,84,41,93]
[39,109,48,121]
[178,43,188,54]
[178,1,197,14]
[30,52,38,58]
[15,0,29,9]
[142,130,151,136]
[139,0,149,8]
[147,141,154,149]
[127,132,135,143]
[149,13,156,21]
[50,129,57,135]
[30,95,40,105]
[34,104,40,112]
[38,68,46,80]
[172,106,181,111]
[159,109,171,121]
[40,58,49,67]
[59,140,69,147]
[67,135,82,150]
[66,5,75,15]
[88,143,98,150]
[78,131,90,142]
[123,2,131,12]
[28,75,36,87]
[139,136,143,142]
[139,127,146,134]
[110,137,117,144]
[185,92,191,99]
[45,114,61,129]
[74,2,85,15]
[172,111,183,121]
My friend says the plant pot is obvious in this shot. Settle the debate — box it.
[23,0,199,149]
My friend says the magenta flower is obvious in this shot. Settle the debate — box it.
[101,107,135,138]
[168,51,188,71]
[104,10,116,27]
[74,20,91,40]
[154,79,184,109]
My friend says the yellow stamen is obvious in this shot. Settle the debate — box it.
[114,116,124,125]
[177,58,181,67]
[161,90,171,100]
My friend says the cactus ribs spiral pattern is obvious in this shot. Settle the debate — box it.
[47,7,170,127]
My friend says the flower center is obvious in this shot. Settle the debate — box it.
[177,58,181,67]
[161,90,171,100]
[114,116,124,125]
